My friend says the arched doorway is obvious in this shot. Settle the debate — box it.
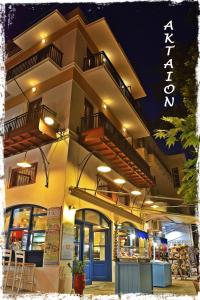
[75,209,112,285]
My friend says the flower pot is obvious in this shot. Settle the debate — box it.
[74,273,86,295]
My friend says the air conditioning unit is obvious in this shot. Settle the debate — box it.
[148,220,161,232]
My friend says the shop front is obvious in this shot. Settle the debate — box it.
[74,209,112,285]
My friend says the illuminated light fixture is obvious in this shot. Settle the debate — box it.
[131,190,142,196]
[151,204,159,209]
[41,38,46,44]
[97,165,111,173]
[113,178,126,185]
[17,152,31,168]
[102,57,106,63]
[144,199,154,205]
[103,104,107,109]
[44,116,54,126]
[130,233,136,240]
[122,127,126,133]
[32,86,37,93]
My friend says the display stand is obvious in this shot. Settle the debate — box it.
[151,261,172,287]
[115,260,153,294]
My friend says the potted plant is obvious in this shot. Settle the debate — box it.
[68,259,86,295]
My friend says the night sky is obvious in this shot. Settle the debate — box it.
[5,2,199,155]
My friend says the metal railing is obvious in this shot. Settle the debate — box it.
[83,51,143,117]
[7,44,63,81]
[4,105,56,135]
[80,112,154,182]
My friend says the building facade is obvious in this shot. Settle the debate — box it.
[4,8,190,293]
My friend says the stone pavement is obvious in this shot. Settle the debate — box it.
[84,279,198,296]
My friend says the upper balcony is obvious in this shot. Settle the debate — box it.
[6,44,63,99]
[83,51,149,138]
[79,112,155,188]
[4,105,59,158]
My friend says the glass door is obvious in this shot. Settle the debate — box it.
[83,225,93,285]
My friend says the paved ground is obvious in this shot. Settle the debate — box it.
[84,279,198,296]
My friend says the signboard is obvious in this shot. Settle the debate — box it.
[61,222,74,260]
[43,207,61,265]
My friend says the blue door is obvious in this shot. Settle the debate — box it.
[74,222,93,285]
[75,209,112,285]
[93,228,112,281]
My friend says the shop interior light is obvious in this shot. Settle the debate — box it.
[97,165,111,173]
[131,190,142,196]
[17,152,31,168]
[113,178,126,185]
[122,127,126,133]
[130,233,136,240]
[32,86,37,93]
[151,204,159,209]
[144,199,154,205]
[44,116,54,126]
[41,38,46,44]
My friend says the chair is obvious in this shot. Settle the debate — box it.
[12,250,25,293]
[2,249,12,289]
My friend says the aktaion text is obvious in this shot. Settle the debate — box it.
[164,20,175,107]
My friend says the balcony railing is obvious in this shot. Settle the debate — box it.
[6,44,63,81]
[83,51,143,117]
[4,105,56,135]
[80,112,154,182]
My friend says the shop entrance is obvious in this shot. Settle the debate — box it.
[74,209,112,285]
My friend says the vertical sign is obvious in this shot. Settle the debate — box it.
[43,207,61,265]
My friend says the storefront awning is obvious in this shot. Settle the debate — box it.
[135,228,148,239]
[142,208,199,224]
[70,187,142,224]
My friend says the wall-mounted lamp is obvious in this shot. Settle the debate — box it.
[103,104,107,110]
[122,128,127,133]
[17,152,31,168]
[41,38,46,44]
[44,116,54,126]
[144,199,154,205]
[151,204,159,209]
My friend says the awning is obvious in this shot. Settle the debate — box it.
[70,187,142,224]
[160,237,168,244]
[135,228,148,239]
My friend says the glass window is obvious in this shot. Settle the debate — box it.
[74,225,80,260]
[85,210,100,225]
[32,215,47,231]
[29,232,46,250]
[12,207,31,228]
[33,207,47,215]
[8,230,29,250]
[101,218,109,228]
[93,231,106,261]
[83,227,90,260]
[75,210,83,221]
[4,211,11,232]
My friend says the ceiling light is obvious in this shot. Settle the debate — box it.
[151,205,159,209]
[131,190,142,196]
[113,178,126,185]
[44,116,54,125]
[145,200,154,205]
[17,152,31,168]
[122,128,126,133]
[17,161,32,168]
[32,86,37,93]
[41,38,46,44]
[97,165,111,173]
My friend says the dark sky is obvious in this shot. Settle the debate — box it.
[5,2,198,155]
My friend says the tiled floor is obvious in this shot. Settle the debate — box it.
[84,279,198,296]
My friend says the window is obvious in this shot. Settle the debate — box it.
[5,205,47,251]
[93,231,106,261]
[9,163,38,188]
[97,175,130,206]
[171,167,180,188]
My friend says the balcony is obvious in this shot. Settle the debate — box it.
[80,112,155,188]
[6,44,63,99]
[4,105,59,158]
[83,52,149,138]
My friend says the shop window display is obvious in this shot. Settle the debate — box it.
[5,205,47,251]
